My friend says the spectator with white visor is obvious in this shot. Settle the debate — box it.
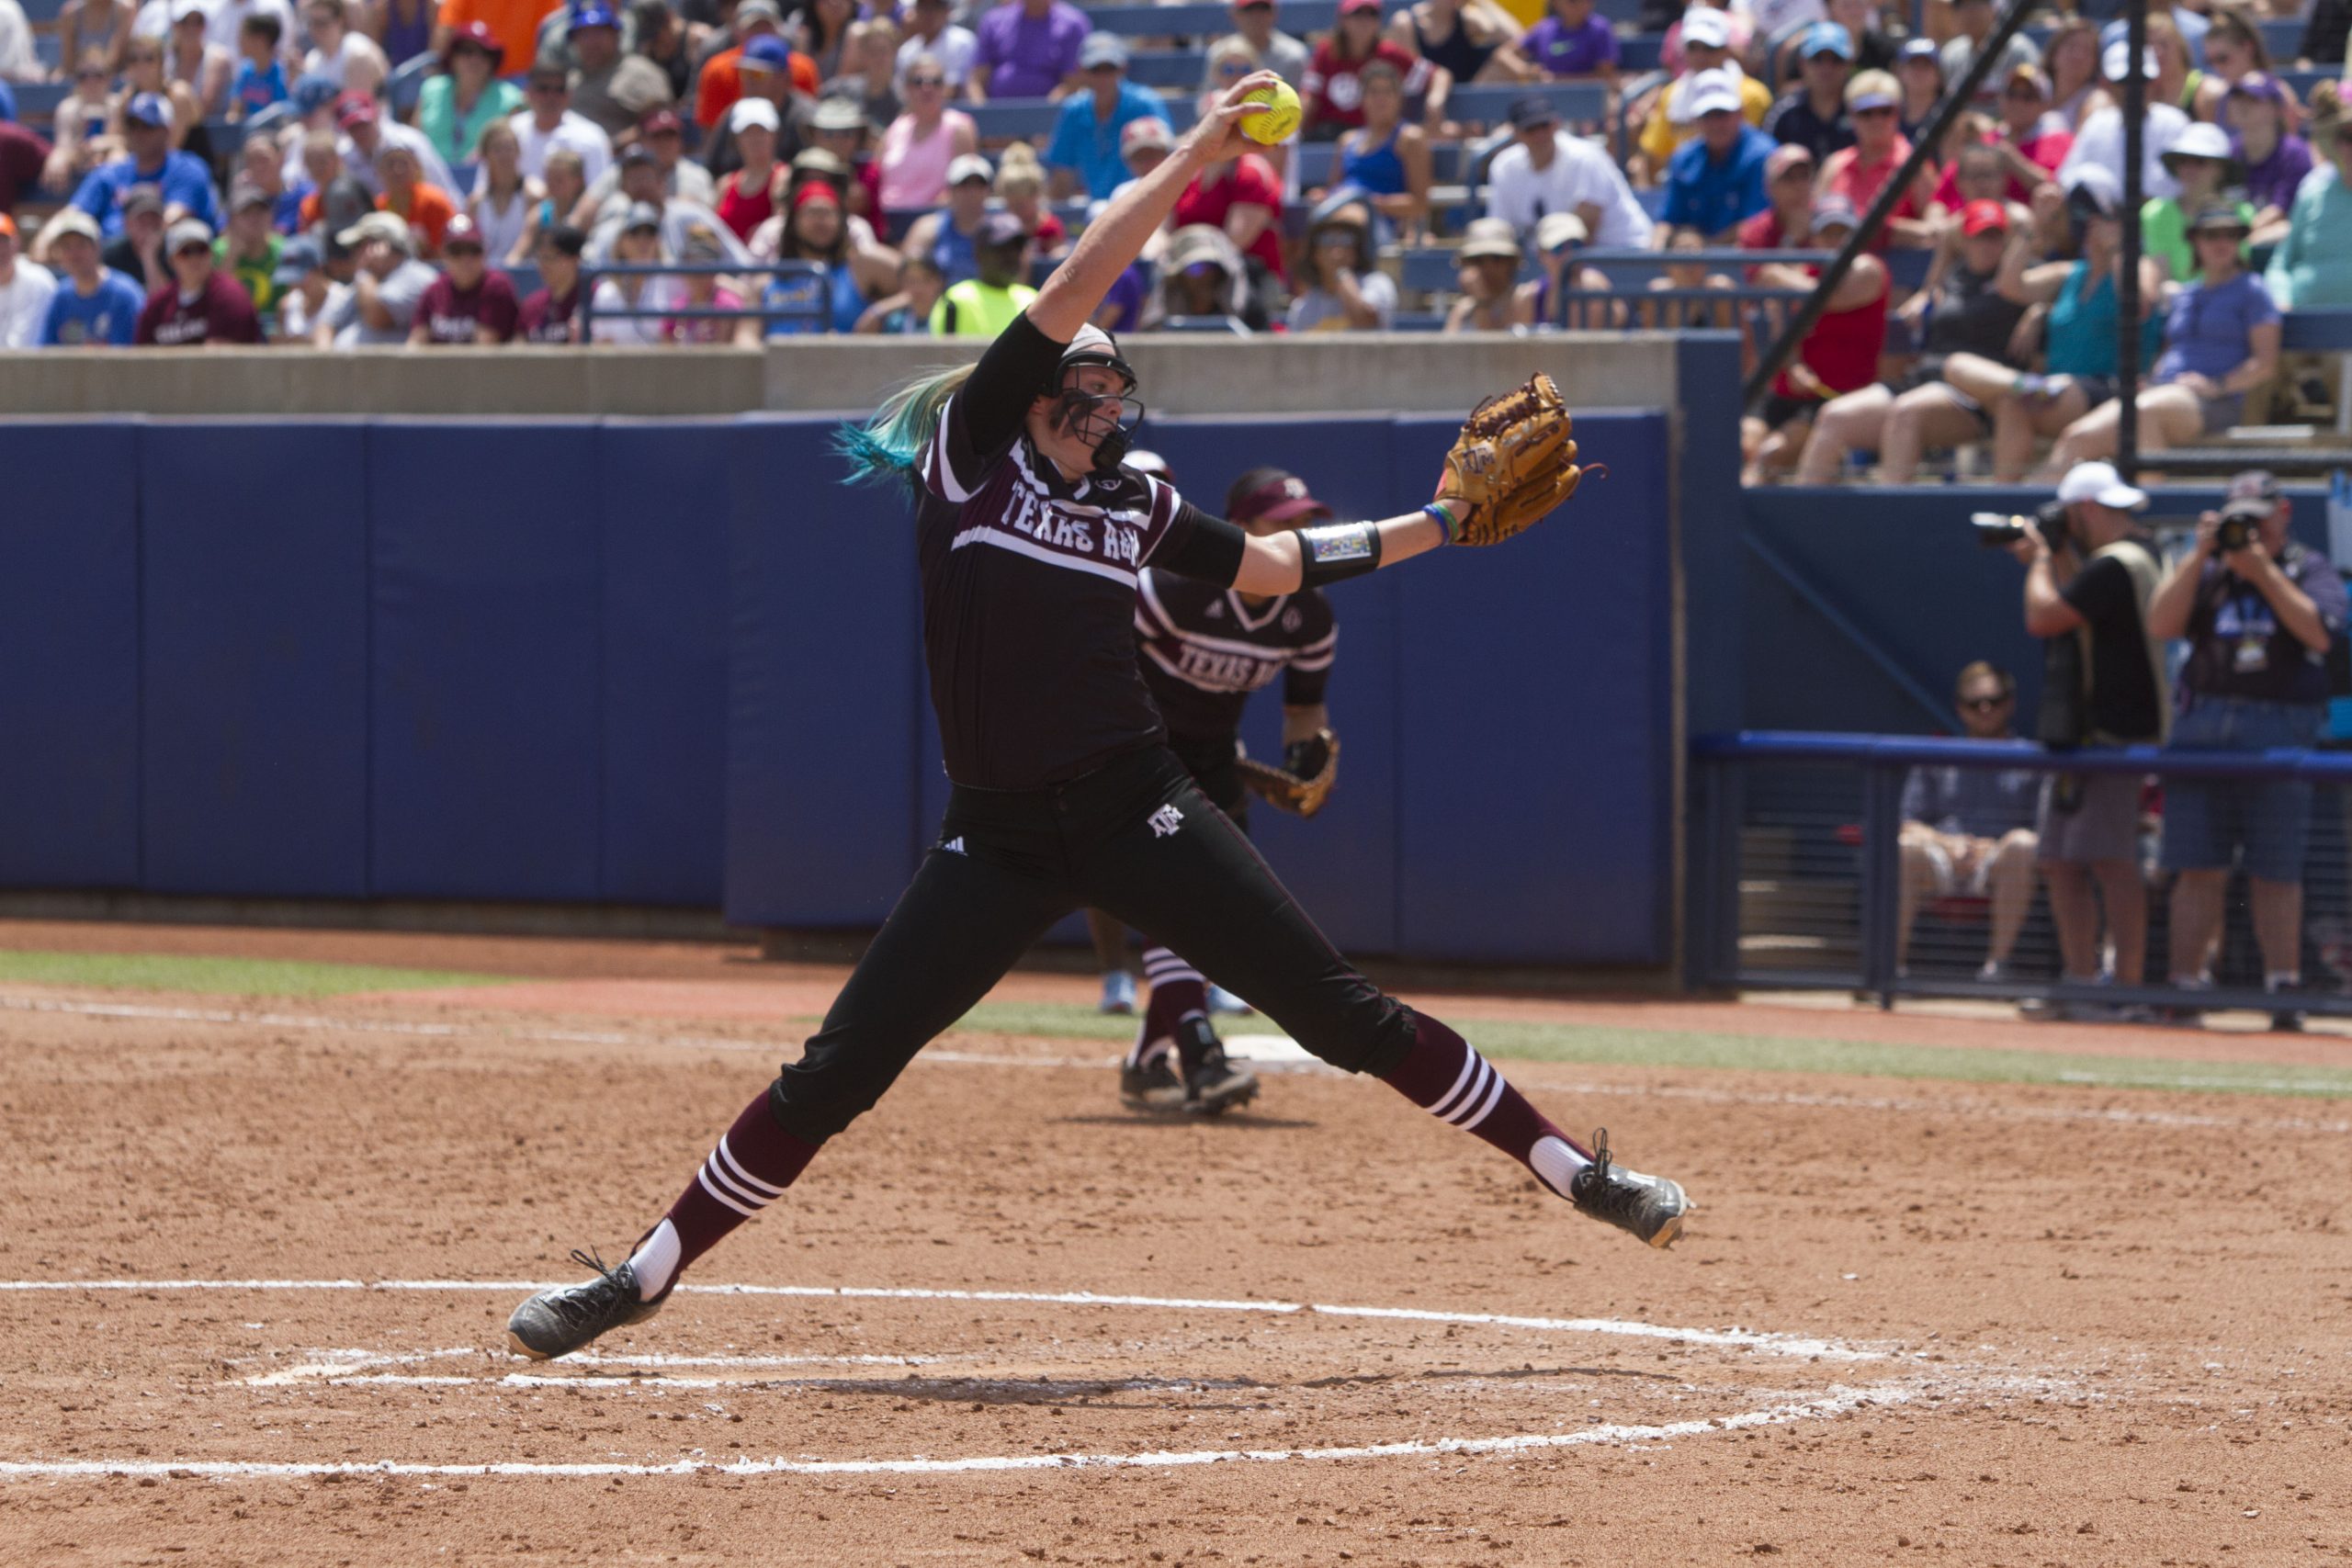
[2145,471,2347,1030]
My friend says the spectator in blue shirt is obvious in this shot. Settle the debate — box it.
[1656,70,1775,244]
[37,209,147,345]
[69,93,222,239]
[1044,33,1170,202]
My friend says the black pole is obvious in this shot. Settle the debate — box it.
[2117,0,2146,478]
[1742,0,2043,409]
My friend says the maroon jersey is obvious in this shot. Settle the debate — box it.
[914,315,1245,790]
[1134,569,1335,746]
[133,272,264,345]
[416,269,521,343]
[517,284,579,342]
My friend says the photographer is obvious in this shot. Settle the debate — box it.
[2145,470,2346,1027]
[2011,460,2169,1020]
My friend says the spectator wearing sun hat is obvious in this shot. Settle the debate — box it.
[417,20,523,175]
[136,217,266,344]
[315,208,439,344]
[71,91,220,238]
[1445,217,1528,332]
[2140,119,2250,283]
[1656,69,1776,243]
[1043,34,1169,202]
[1764,21,1856,164]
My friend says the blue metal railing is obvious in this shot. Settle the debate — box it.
[1690,730,2352,1019]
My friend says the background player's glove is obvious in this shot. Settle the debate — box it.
[1434,373,1584,547]
[1235,729,1340,818]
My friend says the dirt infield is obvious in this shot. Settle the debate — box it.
[2,921,2349,1565]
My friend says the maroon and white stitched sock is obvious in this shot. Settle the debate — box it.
[1381,1013,1592,1197]
[1130,945,1211,1071]
[627,1089,820,1299]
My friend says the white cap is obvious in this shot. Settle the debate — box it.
[729,96,780,133]
[1680,6,1730,49]
[2165,120,2233,164]
[945,152,995,187]
[1682,67,1743,119]
[2100,39,2156,81]
[2057,460,2149,512]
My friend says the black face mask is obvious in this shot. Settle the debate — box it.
[1052,388,1146,473]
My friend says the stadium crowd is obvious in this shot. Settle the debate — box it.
[0,0,2349,469]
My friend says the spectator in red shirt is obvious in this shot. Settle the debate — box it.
[1817,70,1936,250]
[714,97,781,242]
[517,220,585,342]
[1737,143,1816,260]
[1741,196,1888,481]
[410,212,519,343]
[1174,130,1287,290]
[1933,63,2072,211]
[1303,0,1445,140]
[135,217,266,344]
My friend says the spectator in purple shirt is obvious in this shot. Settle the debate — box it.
[1497,0,1617,81]
[2226,73,2311,238]
[969,0,1090,102]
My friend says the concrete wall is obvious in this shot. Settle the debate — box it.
[0,333,1683,418]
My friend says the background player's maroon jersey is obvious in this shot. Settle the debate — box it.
[1133,569,1335,746]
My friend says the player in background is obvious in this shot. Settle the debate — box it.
[506,72,1691,1362]
[1119,465,1342,1117]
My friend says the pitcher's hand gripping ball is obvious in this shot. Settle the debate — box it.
[1240,79,1301,144]
[1434,372,1589,546]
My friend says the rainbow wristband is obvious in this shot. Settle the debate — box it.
[1422,502,1461,545]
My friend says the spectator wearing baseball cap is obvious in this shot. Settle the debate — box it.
[1635,8,1770,177]
[37,209,147,346]
[0,117,48,222]
[1763,22,1856,164]
[2266,108,2352,309]
[1656,69,1777,244]
[1041,34,1170,202]
[2057,41,2188,202]
[1815,70,1937,251]
[411,212,520,343]
[512,58,615,189]
[714,98,785,243]
[315,208,440,344]
[1929,62,2073,213]
[1302,0,1442,141]
[95,182,174,296]
[135,217,266,344]
[0,214,56,349]
[69,91,220,239]
[1743,195,1889,482]
[877,51,980,211]
[2224,73,2312,231]
[693,0,818,134]
[971,0,1091,102]
[580,106,715,223]
[1486,92,1650,251]
[1500,0,1619,82]
[215,176,284,322]
[931,208,1037,335]
[1736,142,1816,261]
[2147,468,2347,1024]
[1894,36,1945,143]
[1444,217,1528,333]
[1791,197,2027,484]
[417,19,522,175]
[270,234,345,344]
[567,1,674,140]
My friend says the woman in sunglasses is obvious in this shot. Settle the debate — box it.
[506,69,1690,1366]
[876,51,977,212]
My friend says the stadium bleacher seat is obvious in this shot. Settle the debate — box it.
[1125,50,1206,89]
[970,95,1201,142]
[13,80,70,122]
[20,0,62,20]
[389,53,435,118]
[1080,1,1334,38]
[1446,81,1606,128]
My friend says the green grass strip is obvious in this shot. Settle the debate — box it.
[0,949,509,998]
[952,1000,2352,1100]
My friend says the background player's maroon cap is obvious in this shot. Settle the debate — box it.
[1227,468,1330,525]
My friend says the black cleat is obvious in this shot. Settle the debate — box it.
[1569,1129,1692,1249]
[506,1248,672,1360]
[1119,1046,1187,1113]
[1182,1038,1260,1117]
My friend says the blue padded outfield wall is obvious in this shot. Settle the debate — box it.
[0,410,1675,966]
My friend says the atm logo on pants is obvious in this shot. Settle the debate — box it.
[1147,805,1184,839]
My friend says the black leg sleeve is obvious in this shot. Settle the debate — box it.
[769,844,1074,1144]
[1077,773,1418,1078]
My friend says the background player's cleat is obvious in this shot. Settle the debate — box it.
[1099,971,1137,1014]
[1183,1041,1260,1116]
[1568,1129,1691,1249]
[1119,1048,1186,1112]
[507,1248,673,1360]
[1207,983,1251,1015]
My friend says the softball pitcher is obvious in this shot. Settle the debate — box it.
[508,73,1692,1361]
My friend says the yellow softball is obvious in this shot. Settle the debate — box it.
[1239,79,1301,144]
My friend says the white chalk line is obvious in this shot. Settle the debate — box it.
[5,991,2343,1131]
[241,1348,956,1387]
[0,1278,1882,1363]
[0,1382,1930,1481]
